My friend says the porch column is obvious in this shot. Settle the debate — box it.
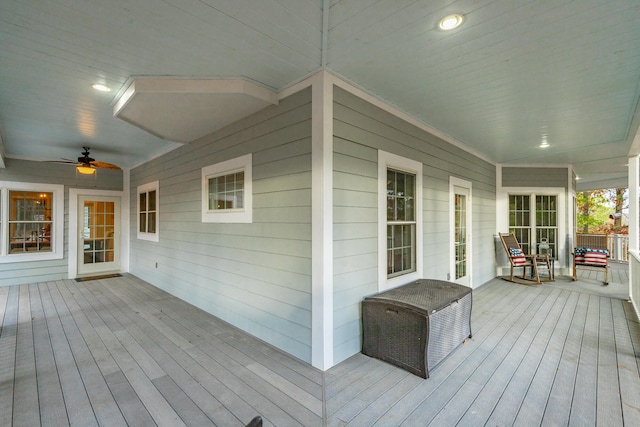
[311,71,334,370]
[630,155,639,252]
[629,155,639,306]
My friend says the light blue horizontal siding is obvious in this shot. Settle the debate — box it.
[0,159,122,286]
[502,166,568,188]
[332,87,496,365]
[129,88,313,362]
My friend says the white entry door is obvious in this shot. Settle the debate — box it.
[451,182,472,286]
[77,195,121,276]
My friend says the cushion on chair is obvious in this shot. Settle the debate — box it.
[584,248,608,266]
[509,248,527,266]
[574,247,586,263]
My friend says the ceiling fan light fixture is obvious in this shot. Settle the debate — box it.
[438,14,465,31]
[77,165,96,175]
[92,83,112,92]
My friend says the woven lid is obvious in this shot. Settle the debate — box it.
[364,279,471,314]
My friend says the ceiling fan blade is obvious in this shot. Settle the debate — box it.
[90,160,121,170]
[44,159,77,165]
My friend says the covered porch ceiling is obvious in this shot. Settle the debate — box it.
[1,0,639,190]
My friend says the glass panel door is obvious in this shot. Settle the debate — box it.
[77,196,120,276]
[453,185,471,286]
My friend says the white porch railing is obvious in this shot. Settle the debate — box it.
[607,234,630,263]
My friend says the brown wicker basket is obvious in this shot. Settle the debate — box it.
[362,279,472,378]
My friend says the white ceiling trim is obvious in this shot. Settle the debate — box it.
[113,77,279,144]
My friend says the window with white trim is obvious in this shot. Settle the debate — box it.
[137,181,159,242]
[202,154,252,223]
[509,194,558,258]
[378,151,423,290]
[0,182,64,262]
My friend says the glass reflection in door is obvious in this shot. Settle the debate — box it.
[82,200,115,265]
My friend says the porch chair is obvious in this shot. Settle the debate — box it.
[499,232,553,285]
[573,234,609,285]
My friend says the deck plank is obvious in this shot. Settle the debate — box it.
[73,281,186,427]
[109,276,322,426]
[96,279,249,426]
[569,294,599,425]
[48,281,128,426]
[596,298,624,426]
[425,287,558,426]
[1,266,637,427]
[121,275,324,397]
[30,283,69,427]
[485,289,574,426]
[104,370,157,426]
[616,300,640,426]
[539,292,590,425]
[12,285,41,426]
[455,288,567,426]
[152,375,216,427]
[370,281,539,426]
[38,282,97,426]
[0,285,18,426]
[398,286,545,425]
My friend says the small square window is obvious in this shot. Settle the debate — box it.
[202,154,252,223]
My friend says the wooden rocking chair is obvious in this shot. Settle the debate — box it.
[499,232,553,285]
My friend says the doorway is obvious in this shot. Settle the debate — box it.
[76,195,121,276]
[450,178,472,287]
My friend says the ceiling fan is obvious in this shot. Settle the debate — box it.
[50,147,121,175]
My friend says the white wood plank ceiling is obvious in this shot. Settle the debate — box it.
[1,0,639,188]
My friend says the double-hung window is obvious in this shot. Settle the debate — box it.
[137,181,159,242]
[378,151,423,290]
[0,181,64,262]
[202,154,252,223]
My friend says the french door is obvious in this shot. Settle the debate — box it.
[509,194,558,258]
[77,195,120,276]
[451,179,472,287]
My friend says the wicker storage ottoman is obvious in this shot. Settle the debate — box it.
[362,279,472,378]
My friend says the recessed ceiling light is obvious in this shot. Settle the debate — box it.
[438,14,465,31]
[539,142,550,148]
[92,83,112,92]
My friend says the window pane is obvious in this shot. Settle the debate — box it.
[140,213,147,233]
[209,171,245,210]
[236,191,244,209]
[387,196,396,221]
[8,191,53,253]
[236,172,244,190]
[396,173,405,196]
[148,213,156,233]
[386,167,417,279]
[139,193,147,211]
[148,190,156,211]
[387,223,415,277]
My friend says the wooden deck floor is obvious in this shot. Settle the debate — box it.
[1,265,639,426]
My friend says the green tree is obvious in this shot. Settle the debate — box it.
[576,188,629,234]
[576,190,611,233]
